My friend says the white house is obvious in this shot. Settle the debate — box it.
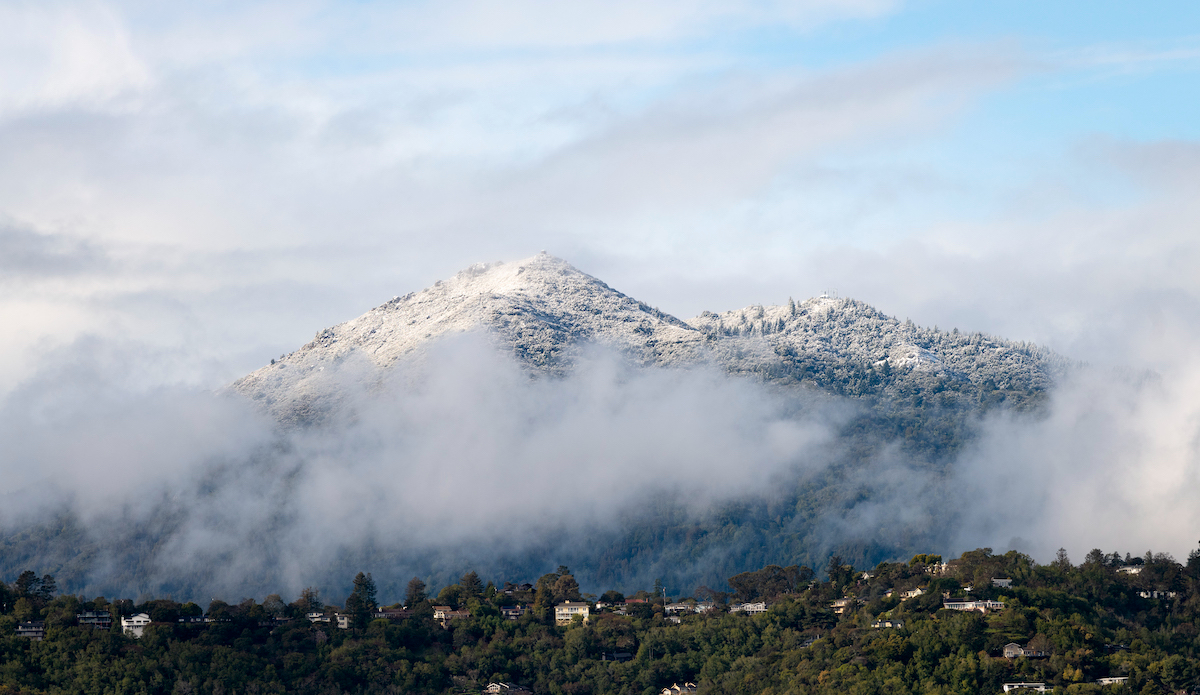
[121,613,152,638]
[1003,643,1048,659]
[484,683,531,693]
[1002,684,1047,693]
[992,578,1013,588]
[1096,677,1129,686]
[872,619,903,629]
[901,587,925,600]
[1117,566,1143,575]
[729,602,767,614]
[943,600,1004,613]
[555,601,590,625]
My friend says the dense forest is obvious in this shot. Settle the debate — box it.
[3,546,1200,694]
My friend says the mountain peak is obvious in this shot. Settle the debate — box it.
[231,254,703,423]
[232,254,1065,425]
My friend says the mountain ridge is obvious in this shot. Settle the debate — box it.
[0,254,1076,601]
[232,252,1067,426]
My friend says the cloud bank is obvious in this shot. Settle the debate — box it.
[5,321,1200,603]
[0,335,846,601]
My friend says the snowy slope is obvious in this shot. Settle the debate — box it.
[232,253,705,422]
[233,255,1068,424]
[687,296,1066,391]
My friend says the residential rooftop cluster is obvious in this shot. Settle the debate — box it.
[2,547,1194,693]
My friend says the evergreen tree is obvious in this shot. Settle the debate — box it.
[14,570,38,598]
[405,577,427,607]
[297,586,322,613]
[460,571,483,599]
[553,574,582,604]
[346,572,377,628]
[36,574,56,602]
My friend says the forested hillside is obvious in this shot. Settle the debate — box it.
[3,547,1198,694]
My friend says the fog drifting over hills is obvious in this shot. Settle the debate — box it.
[4,2,1200,602]
[2,257,1199,602]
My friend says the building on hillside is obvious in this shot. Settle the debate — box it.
[501,605,529,621]
[77,611,113,630]
[901,588,925,600]
[15,621,45,641]
[872,619,903,629]
[484,682,532,693]
[799,634,821,648]
[177,616,210,625]
[942,599,1004,613]
[830,598,855,615]
[660,683,697,695]
[432,606,452,620]
[373,609,412,621]
[1139,590,1177,599]
[555,601,589,625]
[335,614,351,630]
[1096,677,1129,686]
[729,602,767,614]
[1003,643,1048,659]
[926,562,952,576]
[121,613,152,638]
[992,578,1013,588]
[1116,566,1143,575]
[663,601,715,615]
[1002,684,1048,693]
[306,612,330,623]
[442,609,470,624]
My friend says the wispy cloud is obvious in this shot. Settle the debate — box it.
[0,221,110,280]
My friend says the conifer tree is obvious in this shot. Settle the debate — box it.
[405,577,427,607]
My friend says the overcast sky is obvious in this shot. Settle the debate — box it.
[3,0,1200,392]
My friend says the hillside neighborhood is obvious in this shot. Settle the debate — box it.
[4,548,1193,693]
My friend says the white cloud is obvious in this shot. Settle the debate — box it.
[0,1,150,116]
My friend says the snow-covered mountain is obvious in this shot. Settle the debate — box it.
[233,253,1066,423]
[232,253,705,423]
[689,296,1067,393]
